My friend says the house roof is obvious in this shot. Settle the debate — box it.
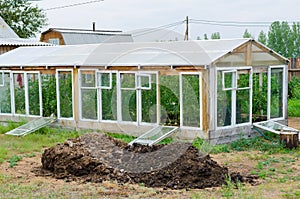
[0,16,51,47]
[0,38,52,46]
[42,28,133,44]
[0,38,288,67]
[0,16,19,39]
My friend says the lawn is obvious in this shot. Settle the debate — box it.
[0,121,299,198]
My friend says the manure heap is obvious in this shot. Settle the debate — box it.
[40,133,255,189]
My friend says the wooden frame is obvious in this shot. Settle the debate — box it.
[0,71,4,87]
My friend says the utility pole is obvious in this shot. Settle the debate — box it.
[184,16,189,41]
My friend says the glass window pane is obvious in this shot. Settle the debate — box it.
[236,89,250,124]
[223,71,234,89]
[141,74,157,123]
[0,73,11,114]
[13,73,26,114]
[182,74,200,127]
[102,73,117,120]
[252,73,268,122]
[100,73,111,89]
[160,75,179,126]
[41,74,57,117]
[138,75,151,89]
[81,71,95,87]
[237,70,250,88]
[27,73,40,116]
[81,89,97,120]
[217,71,232,127]
[58,71,73,118]
[121,73,135,89]
[270,68,283,118]
[121,90,136,122]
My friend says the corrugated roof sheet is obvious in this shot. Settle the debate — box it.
[0,38,52,46]
[61,32,133,44]
[0,38,286,67]
[42,28,133,44]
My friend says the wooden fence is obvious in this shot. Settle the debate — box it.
[288,58,300,80]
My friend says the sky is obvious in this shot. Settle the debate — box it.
[33,0,300,41]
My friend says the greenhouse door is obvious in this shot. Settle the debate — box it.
[180,73,202,128]
[119,72,157,124]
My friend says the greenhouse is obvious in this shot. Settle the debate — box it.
[0,38,289,143]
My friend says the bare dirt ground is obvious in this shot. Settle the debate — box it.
[0,117,299,198]
[288,117,300,129]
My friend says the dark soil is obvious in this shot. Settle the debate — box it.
[38,133,257,189]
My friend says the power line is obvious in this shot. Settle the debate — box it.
[132,21,185,37]
[189,19,298,27]
[44,0,104,11]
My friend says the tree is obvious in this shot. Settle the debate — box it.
[203,33,208,40]
[243,29,252,38]
[257,30,267,45]
[0,0,47,38]
[211,32,221,39]
[267,21,293,58]
[290,22,300,58]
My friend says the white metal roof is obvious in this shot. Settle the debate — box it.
[42,28,133,44]
[0,38,286,67]
[61,32,133,45]
[0,38,52,46]
[0,16,19,39]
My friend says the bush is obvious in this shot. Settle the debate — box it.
[288,98,300,117]
[288,77,300,99]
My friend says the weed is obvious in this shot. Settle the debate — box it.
[220,175,245,198]
[221,176,235,198]
[105,132,136,143]
[7,155,22,168]
[268,167,276,172]
[24,153,36,158]
[190,192,201,199]
[257,170,267,179]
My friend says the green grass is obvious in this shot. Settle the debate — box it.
[7,155,22,168]
[0,120,26,134]
[105,132,136,143]
[192,132,296,155]
[0,123,86,162]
